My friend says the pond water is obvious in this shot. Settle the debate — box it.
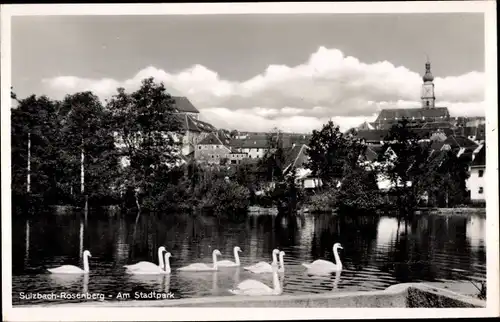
[12,210,486,305]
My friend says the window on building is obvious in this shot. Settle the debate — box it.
[478,170,484,177]
[479,187,484,194]
[198,146,202,149]
[426,101,429,107]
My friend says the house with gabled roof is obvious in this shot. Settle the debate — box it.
[194,132,231,165]
[193,132,247,165]
[171,97,218,156]
[228,137,270,159]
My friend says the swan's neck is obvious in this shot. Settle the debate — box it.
[273,270,281,294]
[83,254,90,272]
[212,253,218,270]
[164,256,171,273]
[333,246,342,270]
[158,248,165,269]
[271,251,278,264]
[234,249,240,265]
[279,254,285,270]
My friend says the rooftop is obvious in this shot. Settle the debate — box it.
[283,144,309,173]
[172,96,199,114]
[197,132,225,145]
[175,114,217,133]
[375,107,450,124]
[442,135,478,149]
[471,145,486,167]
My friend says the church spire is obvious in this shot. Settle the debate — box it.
[421,58,435,109]
[423,58,434,82]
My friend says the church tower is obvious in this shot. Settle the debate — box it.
[421,60,435,109]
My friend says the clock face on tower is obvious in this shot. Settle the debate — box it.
[422,84,434,98]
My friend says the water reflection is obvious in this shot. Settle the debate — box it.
[25,220,30,265]
[48,272,89,294]
[467,216,485,249]
[177,271,220,296]
[12,211,486,305]
[128,274,171,293]
[376,217,399,247]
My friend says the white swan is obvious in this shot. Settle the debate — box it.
[244,249,285,274]
[217,246,242,267]
[243,249,280,274]
[48,250,92,274]
[127,251,172,275]
[229,264,282,296]
[302,242,343,273]
[124,246,166,273]
[178,249,222,271]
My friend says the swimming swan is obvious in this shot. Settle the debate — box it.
[124,246,166,273]
[127,251,172,275]
[229,264,282,296]
[217,246,242,267]
[178,249,222,271]
[47,250,92,274]
[243,249,279,274]
[302,243,343,273]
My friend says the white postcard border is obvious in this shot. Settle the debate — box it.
[1,1,498,321]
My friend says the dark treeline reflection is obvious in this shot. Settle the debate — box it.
[12,210,486,305]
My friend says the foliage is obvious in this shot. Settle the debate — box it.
[419,149,470,207]
[377,119,471,212]
[259,127,286,183]
[11,95,63,203]
[307,190,337,213]
[59,92,120,206]
[335,168,384,213]
[192,171,251,217]
[377,119,432,213]
[306,121,366,188]
[106,77,183,211]
[271,167,304,213]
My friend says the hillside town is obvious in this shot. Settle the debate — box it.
[164,60,486,204]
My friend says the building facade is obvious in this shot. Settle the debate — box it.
[194,133,231,165]
[172,97,218,156]
[467,145,486,203]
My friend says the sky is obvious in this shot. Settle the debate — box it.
[11,13,485,133]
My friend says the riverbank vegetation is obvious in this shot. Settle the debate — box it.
[11,78,473,219]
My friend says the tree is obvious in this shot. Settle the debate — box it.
[11,94,62,204]
[59,92,119,208]
[421,150,470,207]
[378,119,432,213]
[259,127,286,183]
[336,167,383,213]
[306,121,366,188]
[106,77,183,214]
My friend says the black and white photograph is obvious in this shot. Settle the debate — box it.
[1,2,498,321]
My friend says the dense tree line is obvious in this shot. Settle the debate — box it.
[305,119,471,215]
[11,78,471,218]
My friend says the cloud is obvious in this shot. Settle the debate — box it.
[42,46,485,133]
